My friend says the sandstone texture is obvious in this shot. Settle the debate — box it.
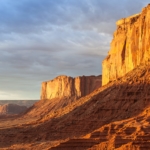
[41,75,101,100]
[0,103,27,115]
[102,4,150,85]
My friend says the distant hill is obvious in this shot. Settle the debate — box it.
[0,103,27,115]
[0,100,38,108]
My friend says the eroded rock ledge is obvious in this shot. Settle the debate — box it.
[102,4,150,85]
[41,75,102,100]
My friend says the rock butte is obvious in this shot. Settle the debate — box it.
[102,4,150,85]
[41,75,102,100]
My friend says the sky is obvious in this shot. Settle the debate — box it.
[0,0,149,100]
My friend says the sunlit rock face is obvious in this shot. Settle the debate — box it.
[102,4,150,85]
[41,75,102,100]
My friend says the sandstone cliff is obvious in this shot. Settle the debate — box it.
[41,75,101,100]
[102,4,150,85]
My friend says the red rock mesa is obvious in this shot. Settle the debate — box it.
[41,75,102,100]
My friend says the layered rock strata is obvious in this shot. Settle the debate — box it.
[41,75,102,100]
[102,4,150,85]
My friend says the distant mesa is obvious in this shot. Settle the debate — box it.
[102,4,150,85]
[0,100,38,108]
[41,75,102,100]
[0,103,27,115]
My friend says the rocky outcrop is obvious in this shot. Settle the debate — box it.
[51,107,150,150]
[0,103,27,115]
[41,75,102,100]
[102,4,150,85]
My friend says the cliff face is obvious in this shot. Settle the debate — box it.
[102,4,150,85]
[41,75,101,100]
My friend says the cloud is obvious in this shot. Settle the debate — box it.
[0,0,147,35]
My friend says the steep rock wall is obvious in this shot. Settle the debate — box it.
[41,75,101,100]
[102,4,150,85]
